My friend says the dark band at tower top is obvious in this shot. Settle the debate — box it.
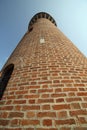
[28,12,57,30]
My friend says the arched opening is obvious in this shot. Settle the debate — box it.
[0,64,14,100]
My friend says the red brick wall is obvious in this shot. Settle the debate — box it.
[0,17,87,130]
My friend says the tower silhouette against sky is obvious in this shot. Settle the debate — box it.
[0,12,87,129]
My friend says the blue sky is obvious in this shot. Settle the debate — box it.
[0,0,87,70]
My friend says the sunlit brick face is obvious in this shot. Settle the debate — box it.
[0,12,87,130]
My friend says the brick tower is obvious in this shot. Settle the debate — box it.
[0,12,87,130]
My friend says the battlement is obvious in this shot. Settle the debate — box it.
[28,12,57,30]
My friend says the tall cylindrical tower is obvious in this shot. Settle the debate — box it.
[0,12,87,130]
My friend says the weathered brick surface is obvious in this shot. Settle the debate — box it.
[0,13,87,129]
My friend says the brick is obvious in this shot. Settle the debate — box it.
[43,119,52,126]
[37,112,56,118]
[14,105,21,111]
[83,97,87,101]
[38,80,52,84]
[63,87,77,91]
[53,80,60,83]
[77,92,87,96]
[41,77,48,80]
[55,119,75,125]
[26,112,35,118]
[74,84,85,87]
[56,98,64,102]
[7,95,15,99]
[0,112,8,118]
[0,119,9,126]
[0,100,5,105]
[79,88,85,91]
[13,100,26,104]
[53,104,70,110]
[68,92,75,96]
[70,103,80,109]
[0,106,13,110]
[78,117,87,124]
[66,97,82,102]
[41,94,49,98]
[81,103,87,108]
[24,94,39,98]
[51,93,66,97]
[38,88,53,93]
[10,119,19,126]
[55,88,62,92]
[5,100,12,104]
[29,85,40,89]
[15,90,27,95]
[81,80,87,83]
[57,111,68,118]
[42,105,50,110]
[30,89,36,93]
[42,85,49,88]
[38,99,54,103]
[17,95,24,99]
[50,84,64,87]
[70,110,87,116]
[18,82,29,86]
[22,105,40,110]
[29,99,35,104]
[31,81,37,85]
[61,80,73,83]
[21,119,40,125]
[9,112,24,118]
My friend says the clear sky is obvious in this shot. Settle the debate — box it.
[0,0,87,70]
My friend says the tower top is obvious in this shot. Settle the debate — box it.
[28,12,57,30]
